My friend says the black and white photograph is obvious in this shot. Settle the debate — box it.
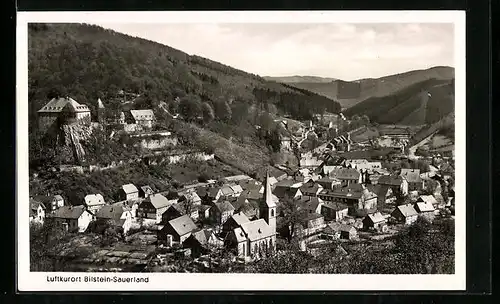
[17,11,466,291]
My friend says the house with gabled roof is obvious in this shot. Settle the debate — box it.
[400,168,424,191]
[299,180,324,197]
[321,201,349,221]
[328,168,362,186]
[128,109,156,129]
[295,213,326,236]
[182,229,223,258]
[83,193,106,214]
[296,196,324,215]
[161,201,199,223]
[119,184,139,201]
[362,212,388,232]
[138,185,155,198]
[30,199,46,224]
[414,200,436,221]
[137,193,174,223]
[417,195,440,208]
[222,211,251,237]
[209,200,236,227]
[31,194,65,213]
[95,204,133,235]
[378,175,409,197]
[272,185,302,200]
[48,205,93,233]
[324,222,357,240]
[158,214,198,246]
[391,203,419,225]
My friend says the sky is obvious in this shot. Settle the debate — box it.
[95,23,454,81]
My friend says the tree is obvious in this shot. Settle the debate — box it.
[266,127,282,153]
[178,94,202,122]
[277,196,307,243]
[213,99,232,122]
[201,102,215,124]
[30,220,68,271]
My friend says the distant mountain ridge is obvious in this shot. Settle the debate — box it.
[266,66,454,110]
[264,75,337,84]
[343,77,455,126]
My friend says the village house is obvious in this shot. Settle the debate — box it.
[161,201,199,223]
[37,96,91,134]
[128,109,156,129]
[138,185,155,198]
[83,193,106,215]
[137,193,173,224]
[321,202,349,221]
[49,205,93,233]
[119,184,139,201]
[226,195,260,219]
[417,194,441,209]
[391,204,419,225]
[295,213,326,237]
[209,200,236,228]
[158,214,198,246]
[317,186,378,217]
[182,229,223,258]
[95,204,133,235]
[315,177,342,190]
[31,195,64,213]
[177,188,202,206]
[362,212,388,232]
[222,211,251,237]
[272,185,302,200]
[299,180,324,197]
[378,175,409,197]
[324,222,357,240]
[366,184,393,207]
[296,196,324,215]
[29,199,46,224]
[400,169,424,191]
[414,200,436,221]
[328,168,362,187]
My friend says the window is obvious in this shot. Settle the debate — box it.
[271,209,275,217]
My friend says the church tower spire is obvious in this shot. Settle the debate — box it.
[260,169,276,231]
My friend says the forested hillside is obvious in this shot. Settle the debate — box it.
[343,78,455,125]
[28,23,341,130]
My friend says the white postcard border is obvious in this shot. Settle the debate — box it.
[17,10,466,291]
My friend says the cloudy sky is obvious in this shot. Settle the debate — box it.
[96,23,454,81]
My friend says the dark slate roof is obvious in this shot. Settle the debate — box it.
[213,200,236,213]
[322,201,349,211]
[51,205,86,219]
[378,175,405,186]
[296,196,323,212]
[400,169,422,183]
[95,205,126,220]
[329,168,361,180]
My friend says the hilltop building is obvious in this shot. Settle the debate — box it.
[37,96,91,134]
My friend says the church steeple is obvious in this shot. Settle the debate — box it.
[263,169,275,208]
[260,169,276,232]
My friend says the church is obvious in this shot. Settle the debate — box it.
[224,171,278,261]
